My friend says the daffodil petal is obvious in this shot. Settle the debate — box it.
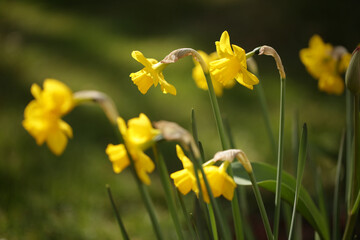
[105,144,130,173]
[131,51,153,68]
[46,130,68,156]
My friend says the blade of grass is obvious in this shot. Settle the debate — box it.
[315,167,328,225]
[291,110,302,240]
[332,131,345,240]
[106,184,130,240]
[176,191,197,239]
[248,170,274,240]
[153,145,184,240]
[132,167,164,240]
[207,203,218,240]
[288,124,308,240]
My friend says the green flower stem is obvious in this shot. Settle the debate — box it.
[114,128,164,240]
[130,161,164,240]
[343,93,360,240]
[273,76,286,240]
[354,94,360,202]
[152,145,184,240]
[204,73,229,150]
[345,90,353,211]
[190,148,231,240]
[248,171,274,240]
[204,71,245,240]
[246,47,261,59]
[224,117,248,240]
[207,203,219,240]
[106,184,130,240]
[228,167,245,240]
[191,109,215,238]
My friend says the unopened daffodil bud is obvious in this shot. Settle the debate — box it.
[345,47,360,94]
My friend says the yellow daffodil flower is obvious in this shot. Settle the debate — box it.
[300,35,336,79]
[22,79,74,155]
[130,51,176,95]
[192,50,235,96]
[106,113,160,185]
[300,35,352,95]
[209,31,259,90]
[170,145,236,203]
[201,164,236,203]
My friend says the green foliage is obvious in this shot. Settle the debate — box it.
[232,162,330,240]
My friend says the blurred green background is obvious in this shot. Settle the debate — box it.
[1,0,359,239]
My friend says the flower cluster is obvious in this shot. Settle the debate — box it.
[22,79,75,155]
[300,35,351,95]
[106,113,160,185]
[192,50,235,96]
[130,31,259,96]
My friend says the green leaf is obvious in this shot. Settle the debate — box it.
[288,123,307,240]
[232,161,330,240]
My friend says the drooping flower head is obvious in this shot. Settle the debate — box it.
[130,51,176,95]
[300,35,351,95]
[170,144,197,195]
[22,79,74,155]
[106,113,160,185]
[201,164,236,203]
[209,31,259,90]
[192,50,235,96]
[170,145,236,203]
